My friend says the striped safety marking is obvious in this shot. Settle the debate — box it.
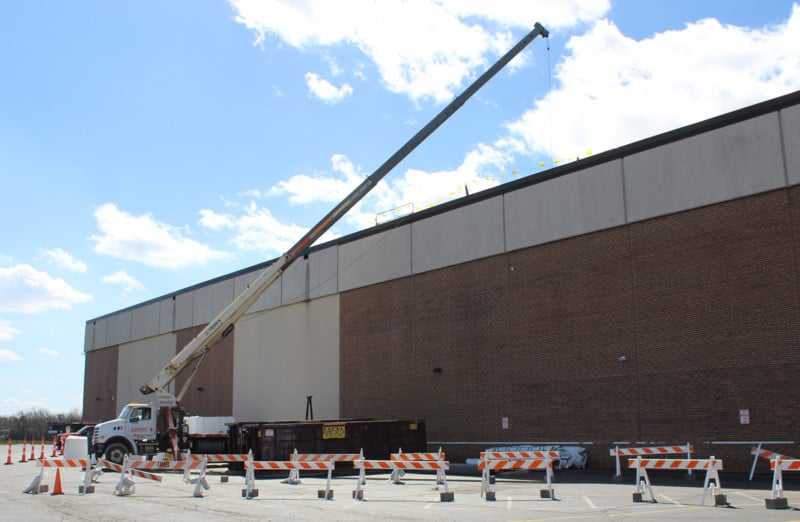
[391,452,445,461]
[99,459,162,482]
[611,445,693,456]
[770,459,800,471]
[751,447,788,460]
[293,453,361,462]
[354,460,449,471]
[42,459,90,468]
[481,451,559,460]
[248,460,335,471]
[627,458,722,470]
[478,458,553,471]
[187,454,248,463]
[130,460,203,471]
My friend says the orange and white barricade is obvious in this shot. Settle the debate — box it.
[390,448,445,484]
[24,457,100,495]
[479,451,558,501]
[750,446,793,481]
[611,444,693,477]
[352,458,451,501]
[765,457,800,509]
[284,449,362,484]
[628,456,725,506]
[101,456,162,496]
[130,456,210,497]
[242,450,335,500]
[186,452,248,464]
[43,457,100,494]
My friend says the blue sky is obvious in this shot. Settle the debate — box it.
[1,1,798,417]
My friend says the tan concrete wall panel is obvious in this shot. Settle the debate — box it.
[233,294,339,421]
[115,333,178,408]
[338,226,412,292]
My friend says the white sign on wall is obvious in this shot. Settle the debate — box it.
[501,417,509,430]
[739,409,750,425]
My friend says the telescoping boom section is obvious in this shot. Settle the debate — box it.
[140,22,549,399]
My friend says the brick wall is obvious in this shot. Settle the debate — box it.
[340,187,800,472]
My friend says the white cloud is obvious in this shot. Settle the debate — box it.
[199,209,235,231]
[38,348,59,358]
[229,0,609,103]
[1,395,48,409]
[90,203,228,269]
[102,271,144,294]
[0,264,92,313]
[230,203,309,254]
[0,320,22,341]
[305,72,353,103]
[507,8,800,161]
[225,2,800,239]
[44,248,87,273]
[269,154,364,204]
[0,349,22,362]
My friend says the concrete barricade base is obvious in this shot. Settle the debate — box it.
[242,489,258,498]
[540,488,552,499]
[440,491,454,502]
[485,490,496,501]
[318,489,333,499]
[352,489,364,500]
[765,497,789,510]
[79,485,95,494]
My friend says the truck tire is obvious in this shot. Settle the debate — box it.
[104,442,130,465]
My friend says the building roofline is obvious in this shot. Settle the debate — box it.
[87,89,800,324]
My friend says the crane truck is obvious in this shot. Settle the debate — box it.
[91,23,549,465]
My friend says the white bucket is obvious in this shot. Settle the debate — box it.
[64,436,88,460]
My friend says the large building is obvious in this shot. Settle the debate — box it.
[84,90,800,471]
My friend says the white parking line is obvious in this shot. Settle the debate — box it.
[582,495,598,509]
[505,496,513,509]
[733,490,763,502]
[658,493,684,506]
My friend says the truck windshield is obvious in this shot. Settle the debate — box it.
[118,405,135,420]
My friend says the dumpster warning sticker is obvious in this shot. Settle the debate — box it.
[323,425,346,439]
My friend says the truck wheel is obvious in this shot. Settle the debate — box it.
[104,442,129,465]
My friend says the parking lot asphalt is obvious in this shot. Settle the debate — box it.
[3,444,800,521]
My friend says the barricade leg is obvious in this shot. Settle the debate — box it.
[114,456,136,496]
[540,460,555,499]
[481,457,494,500]
[80,457,96,494]
[353,463,365,500]
[318,465,333,499]
[439,463,454,502]
[283,449,301,485]
[701,457,727,507]
[436,448,445,485]
[766,458,789,509]
[632,458,654,503]
[241,451,258,499]
[189,457,209,498]
[22,461,49,494]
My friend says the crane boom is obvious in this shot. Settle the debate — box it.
[140,22,549,398]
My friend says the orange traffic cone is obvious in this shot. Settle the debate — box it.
[19,438,27,463]
[4,439,12,465]
[29,441,35,461]
[51,468,64,495]
[39,437,45,460]
[51,436,58,457]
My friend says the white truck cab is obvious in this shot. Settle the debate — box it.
[92,403,160,464]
